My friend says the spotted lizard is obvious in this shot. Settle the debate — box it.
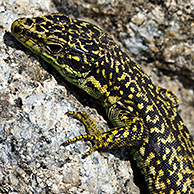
[11,14,194,193]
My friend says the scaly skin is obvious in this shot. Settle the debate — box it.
[11,14,194,193]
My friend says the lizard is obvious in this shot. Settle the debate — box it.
[11,14,194,193]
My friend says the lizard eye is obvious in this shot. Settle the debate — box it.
[46,43,63,53]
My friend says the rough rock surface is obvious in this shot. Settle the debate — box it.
[0,0,193,193]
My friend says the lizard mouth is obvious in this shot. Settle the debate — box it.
[11,18,43,55]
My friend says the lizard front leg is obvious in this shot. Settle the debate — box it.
[61,111,148,158]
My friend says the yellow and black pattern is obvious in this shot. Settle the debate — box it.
[11,14,194,193]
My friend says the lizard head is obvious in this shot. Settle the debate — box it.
[11,14,109,84]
